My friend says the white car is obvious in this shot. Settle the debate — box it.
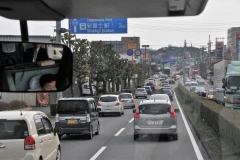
[0,111,61,160]
[97,94,124,116]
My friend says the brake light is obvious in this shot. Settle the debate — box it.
[86,113,90,122]
[134,107,140,118]
[24,135,35,150]
[115,102,121,106]
[97,102,101,106]
[170,106,176,118]
[131,99,134,103]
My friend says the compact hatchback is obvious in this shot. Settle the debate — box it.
[135,88,148,99]
[97,95,124,116]
[119,93,135,109]
[0,111,61,160]
[133,100,179,140]
[55,97,100,140]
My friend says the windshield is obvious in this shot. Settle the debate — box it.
[120,94,132,98]
[57,100,89,114]
[191,83,198,86]
[100,96,117,102]
[139,104,170,114]
[2,1,240,160]
[208,90,214,94]
[149,95,168,100]
[228,76,240,88]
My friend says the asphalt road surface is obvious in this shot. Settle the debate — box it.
[58,83,210,160]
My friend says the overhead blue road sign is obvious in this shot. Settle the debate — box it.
[161,59,177,63]
[127,49,133,56]
[70,18,127,34]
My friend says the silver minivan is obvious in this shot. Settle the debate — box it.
[133,100,179,140]
[55,97,100,140]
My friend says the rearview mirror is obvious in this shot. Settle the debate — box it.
[0,42,73,92]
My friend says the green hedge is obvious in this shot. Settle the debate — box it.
[177,84,240,155]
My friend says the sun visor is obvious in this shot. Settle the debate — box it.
[0,0,64,20]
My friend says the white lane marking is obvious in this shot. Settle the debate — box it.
[89,146,107,160]
[129,118,134,123]
[114,128,125,136]
[174,93,204,160]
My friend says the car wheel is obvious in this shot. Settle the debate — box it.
[134,134,139,140]
[173,134,178,140]
[87,126,93,140]
[136,96,138,99]
[95,122,100,135]
[56,147,61,160]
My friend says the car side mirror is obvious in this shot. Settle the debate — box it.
[97,108,101,112]
[174,109,180,113]
[133,109,136,113]
[54,127,63,136]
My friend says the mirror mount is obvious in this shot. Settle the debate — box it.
[20,20,29,42]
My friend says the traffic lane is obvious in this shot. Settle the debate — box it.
[60,107,135,160]
[94,96,202,160]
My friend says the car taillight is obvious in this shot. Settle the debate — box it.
[134,107,140,118]
[24,135,35,150]
[86,113,90,122]
[97,102,101,106]
[131,99,134,103]
[170,106,176,118]
[115,102,120,106]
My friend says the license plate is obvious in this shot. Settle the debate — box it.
[124,100,128,103]
[147,120,163,125]
[68,119,77,124]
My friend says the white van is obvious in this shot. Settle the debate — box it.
[82,83,97,96]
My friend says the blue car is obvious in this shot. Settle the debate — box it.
[143,86,152,95]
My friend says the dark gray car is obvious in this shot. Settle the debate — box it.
[55,97,100,140]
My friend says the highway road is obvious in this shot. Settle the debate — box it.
[59,83,210,160]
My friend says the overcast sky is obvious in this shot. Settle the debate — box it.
[0,0,240,50]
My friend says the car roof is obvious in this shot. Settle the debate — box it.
[0,0,208,21]
[100,94,119,97]
[0,111,47,119]
[120,93,132,95]
[139,100,170,105]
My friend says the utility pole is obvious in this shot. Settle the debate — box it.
[183,40,186,86]
[142,45,149,76]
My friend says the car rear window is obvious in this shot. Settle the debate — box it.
[136,88,145,91]
[100,96,117,102]
[139,104,170,114]
[191,83,198,86]
[163,89,171,94]
[0,120,29,140]
[57,100,89,114]
[120,94,132,98]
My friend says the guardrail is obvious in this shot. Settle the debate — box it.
[176,84,240,157]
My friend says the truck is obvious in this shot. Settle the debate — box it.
[213,60,240,111]
[163,67,171,75]
[189,68,199,79]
